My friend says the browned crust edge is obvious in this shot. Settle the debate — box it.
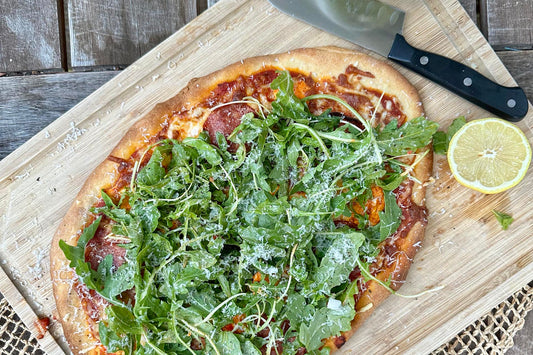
[50,46,429,355]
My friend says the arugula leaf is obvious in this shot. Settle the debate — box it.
[183,250,218,269]
[447,116,467,139]
[106,305,142,335]
[340,279,358,307]
[59,216,102,290]
[100,262,135,300]
[99,321,133,354]
[375,167,404,191]
[101,190,116,208]
[432,131,447,154]
[309,232,365,295]
[299,301,355,352]
[377,116,439,156]
[269,70,308,122]
[136,147,166,186]
[216,331,242,355]
[433,116,466,154]
[378,190,402,240]
[182,137,222,166]
[284,293,314,330]
[136,203,161,234]
[241,340,262,355]
[492,210,514,230]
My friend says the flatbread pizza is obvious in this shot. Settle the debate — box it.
[51,47,438,354]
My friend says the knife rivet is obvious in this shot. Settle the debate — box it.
[390,12,400,25]
[419,56,429,65]
[507,99,516,108]
[463,77,472,86]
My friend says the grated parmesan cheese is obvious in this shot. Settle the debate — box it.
[27,247,47,280]
[56,122,87,152]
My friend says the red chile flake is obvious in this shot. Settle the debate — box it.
[34,316,50,339]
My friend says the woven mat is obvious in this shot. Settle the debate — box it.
[0,283,531,355]
[0,297,44,355]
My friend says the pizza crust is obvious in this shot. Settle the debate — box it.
[50,159,117,354]
[51,46,430,354]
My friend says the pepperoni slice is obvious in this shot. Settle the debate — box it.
[203,103,255,152]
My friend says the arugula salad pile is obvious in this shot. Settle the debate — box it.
[60,71,438,354]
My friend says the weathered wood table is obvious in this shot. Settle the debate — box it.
[1,0,532,354]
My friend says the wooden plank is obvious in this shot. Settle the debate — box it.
[483,0,533,49]
[0,71,119,160]
[0,0,532,353]
[0,0,62,72]
[497,50,533,101]
[458,0,477,24]
[66,0,198,67]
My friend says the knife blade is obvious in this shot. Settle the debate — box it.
[268,0,528,121]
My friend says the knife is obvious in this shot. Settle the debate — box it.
[268,0,528,121]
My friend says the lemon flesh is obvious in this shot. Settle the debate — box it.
[447,118,532,194]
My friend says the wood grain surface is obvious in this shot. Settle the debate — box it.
[66,0,197,67]
[0,0,532,354]
[0,0,62,72]
[499,51,533,100]
[0,71,119,159]
[482,0,533,49]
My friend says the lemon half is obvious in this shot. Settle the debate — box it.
[447,118,532,194]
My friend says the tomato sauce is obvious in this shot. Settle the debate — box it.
[34,316,50,339]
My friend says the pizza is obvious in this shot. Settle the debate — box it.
[50,47,438,355]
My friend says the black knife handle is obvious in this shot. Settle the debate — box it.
[388,34,528,121]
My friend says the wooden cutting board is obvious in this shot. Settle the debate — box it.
[0,0,531,353]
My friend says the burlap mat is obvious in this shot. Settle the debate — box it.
[0,282,531,354]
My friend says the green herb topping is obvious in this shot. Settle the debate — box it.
[60,70,438,354]
[432,116,466,154]
[492,210,514,230]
